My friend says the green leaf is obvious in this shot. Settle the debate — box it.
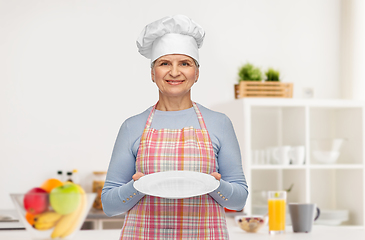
[265,68,280,81]
[238,63,262,82]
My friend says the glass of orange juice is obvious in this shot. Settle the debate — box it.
[268,191,286,234]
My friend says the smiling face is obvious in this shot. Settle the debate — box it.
[151,54,199,104]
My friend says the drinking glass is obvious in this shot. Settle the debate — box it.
[268,191,286,234]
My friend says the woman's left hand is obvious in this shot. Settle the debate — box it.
[211,172,221,180]
[132,172,145,181]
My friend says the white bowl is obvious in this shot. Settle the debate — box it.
[11,193,96,240]
[235,215,267,233]
[311,138,345,164]
[315,209,349,226]
[312,151,340,164]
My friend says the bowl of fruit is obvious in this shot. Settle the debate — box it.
[10,178,96,240]
[235,215,267,233]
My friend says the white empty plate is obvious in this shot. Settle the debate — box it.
[133,171,220,199]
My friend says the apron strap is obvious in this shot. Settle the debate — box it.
[192,102,208,131]
[144,103,157,129]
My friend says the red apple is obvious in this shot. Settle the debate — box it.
[23,187,49,215]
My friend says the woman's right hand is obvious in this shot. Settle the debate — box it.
[132,172,145,181]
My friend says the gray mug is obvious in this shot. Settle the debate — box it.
[289,203,320,233]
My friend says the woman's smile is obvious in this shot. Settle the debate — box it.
[166,79,185,85]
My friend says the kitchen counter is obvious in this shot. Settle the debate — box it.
[1,217,365,239]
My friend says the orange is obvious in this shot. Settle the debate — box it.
[25,212,35,225]
[40,178,63,193]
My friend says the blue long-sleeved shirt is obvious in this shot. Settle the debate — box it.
[101,103,248,216]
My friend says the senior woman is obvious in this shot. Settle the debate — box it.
[101,15,248,239]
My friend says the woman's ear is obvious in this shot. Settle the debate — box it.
[195,68,199,83]
[151,68,155,82]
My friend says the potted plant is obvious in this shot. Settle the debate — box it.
[265,68,280,81]
[235,64,293,99]
[238,63,263,82]
[265,68,280,82]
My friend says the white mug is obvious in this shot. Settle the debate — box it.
[265,147,274,164]
[289,146,305,165]
[259,150,266,165]
[252,150,260,165]
[273,146,291,165]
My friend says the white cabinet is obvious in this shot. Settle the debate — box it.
[82,210,124,230]
[212,98,365,226]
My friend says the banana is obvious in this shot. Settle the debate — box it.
[59,185,87,238]
[51,184,87,239]
[34,221,56,231]
[33,211,62,230]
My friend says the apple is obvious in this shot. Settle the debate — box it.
[23,187,49,215]
[50,183,81,215]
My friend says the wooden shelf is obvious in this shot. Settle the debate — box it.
[251,165,307,170]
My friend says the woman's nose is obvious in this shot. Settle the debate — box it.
[169,65,180,77]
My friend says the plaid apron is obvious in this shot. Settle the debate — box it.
[120,102,228,239]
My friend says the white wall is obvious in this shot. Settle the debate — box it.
[1,0,342,209]
[340,0,365,100]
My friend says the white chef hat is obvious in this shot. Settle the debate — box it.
[136,15,205,66]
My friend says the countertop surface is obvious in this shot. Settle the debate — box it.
[1,217,365,240]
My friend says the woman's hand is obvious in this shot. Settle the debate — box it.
[133,172,145,181]
[211,172,221,180]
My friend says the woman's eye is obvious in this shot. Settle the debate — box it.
[181,62,189,66]
[160,62,168,66]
